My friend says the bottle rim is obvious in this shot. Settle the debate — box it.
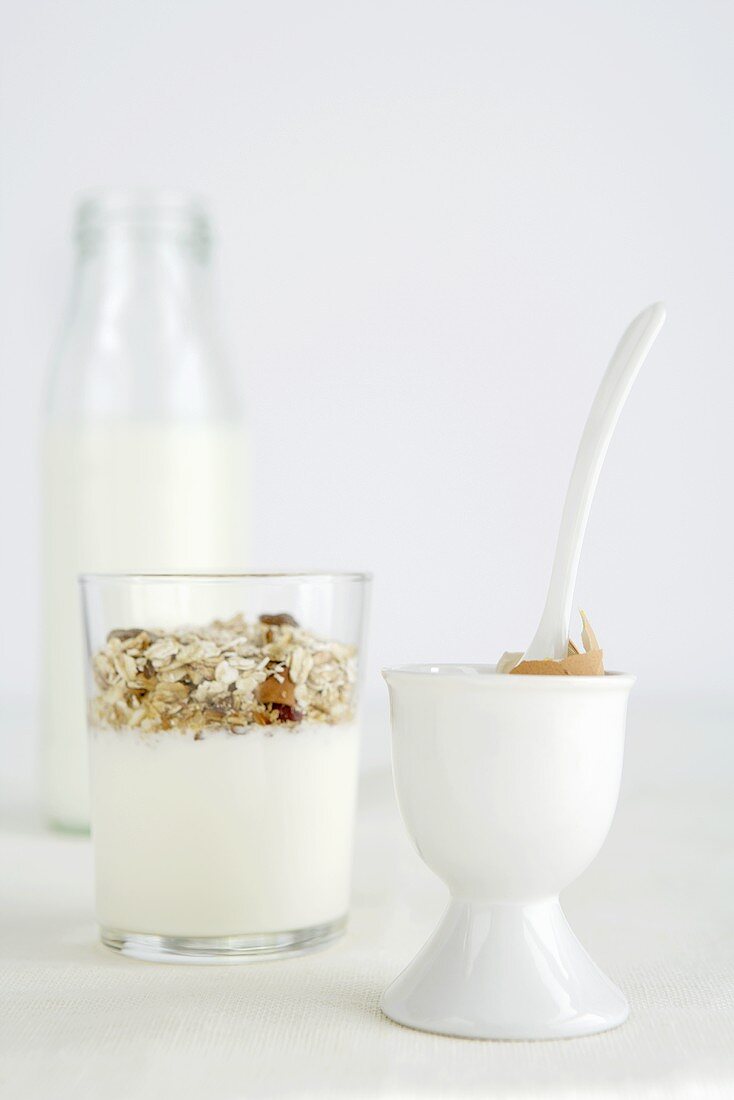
[75,189,211,249]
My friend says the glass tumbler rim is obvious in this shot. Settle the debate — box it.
[78,571,372,586]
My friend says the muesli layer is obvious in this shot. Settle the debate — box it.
[90,613,357,734]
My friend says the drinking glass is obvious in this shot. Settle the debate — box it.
[80,572,369,962]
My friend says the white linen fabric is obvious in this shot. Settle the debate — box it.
[1,697,733,1099]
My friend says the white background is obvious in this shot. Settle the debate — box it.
[1,0,732,767]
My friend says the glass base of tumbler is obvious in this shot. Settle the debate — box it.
[100,915,347,964]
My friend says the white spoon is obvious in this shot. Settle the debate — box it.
[522,302,666,663]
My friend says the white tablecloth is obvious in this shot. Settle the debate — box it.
[1,696,733,1099]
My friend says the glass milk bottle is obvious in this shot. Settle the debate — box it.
[42,191,249,831]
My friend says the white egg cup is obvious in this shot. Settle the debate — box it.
[381,665,634,1041]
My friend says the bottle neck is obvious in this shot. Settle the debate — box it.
[73,232,211,325]
[47,193,237,423]
[73,191,212,317]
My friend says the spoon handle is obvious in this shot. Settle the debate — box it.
[524,302,666,662]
